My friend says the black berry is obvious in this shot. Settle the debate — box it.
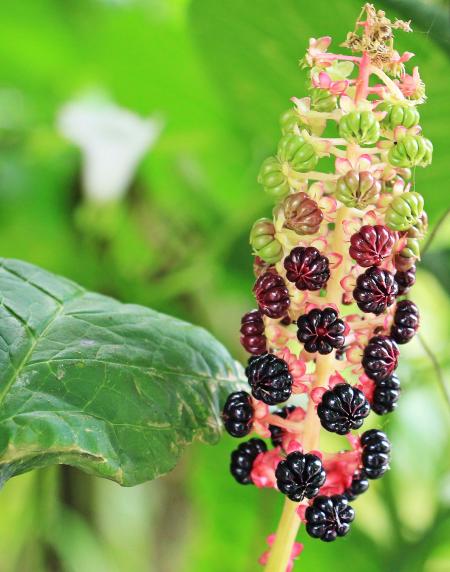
[353,266,398,315]
[343,471,369,501]
[349,225,394,267]
[222,391,254,438]
[297,307,346,354]
[305,495,355,542]
[230,438,267,485]
[317,383,370,435]
[253,271,290,319]
[275,451,326,501]
[362,335,399,382]
[245,353,292,405]
[372,374,400,415]
[361,429,391,479]
[240,310,267,355]
[283,246,330,291]
[269,406,296,448]
[391,300,419,344]
[394,265,416,295]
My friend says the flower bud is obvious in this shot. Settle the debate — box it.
[388,135,433,168]
[250,218,283,264]
[336,171,381,209]
[282,192,323,235]
[386,191,424,231]
[339,111,380,145]
[310,88,337,112]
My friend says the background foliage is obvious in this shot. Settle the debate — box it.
[0,0,448,571]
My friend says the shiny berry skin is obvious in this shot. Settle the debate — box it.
[361,429,391,479]
[275,451,326,501]
[230,438,267,485]
[305,495,355,542]
[349,225,395,267]
[353,267,398,315]
[362,336,399,382]
[394,265,416,295]
[253,272,290,319]
[343,472,369,501]
[240,310,267,355]
[222,391,254,438]
[269,405,296,447]
[391,300,419,344]
[317,383,370,435]
[283,246,330,291]
[245,353,292,405]
[297,307,346,354]
[372,374,400,415]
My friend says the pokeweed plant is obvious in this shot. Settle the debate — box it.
[222,4,431,571]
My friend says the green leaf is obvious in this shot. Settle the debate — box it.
[0,258,243,486]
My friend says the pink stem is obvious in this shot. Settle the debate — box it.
[355,51,371,103]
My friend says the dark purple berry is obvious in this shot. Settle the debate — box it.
[305,495,355,542]
[349,225,395,267]
[394,265,416,295]
[362,335,399,382]
[245,353,292,405]
[297,307,346,354]
[343,472,369,501]
[391,300,419,344]
[253,271,290,319]
[240,310,267,355]
[269,405,296,447]
[222,391,254,438]
[317,383,370,435]
[361,429,391,479]
[372,374,400,415]
[230,438,267,485]
[275,451,326,502]
[353,267,398,315]
[283,246,330,291]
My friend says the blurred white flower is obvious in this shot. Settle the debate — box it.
[58,94,162,203]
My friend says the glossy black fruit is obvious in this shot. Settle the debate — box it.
[275,451,326,501]
[343,472,369,501]
[305,495,355,542]
[297,307,346,354]
[372,374,400,415]
[353,266,398,315]
[361,429,391,479]
[230,439,267,485]
[283,246,330,291]
[362,336,399,382]
[391,300,419,344]
[222,391,254,437]
[317,383,370,434]
[245,353,293,405]
[240,310,267,355]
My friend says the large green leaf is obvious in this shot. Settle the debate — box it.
[0,258,243,486]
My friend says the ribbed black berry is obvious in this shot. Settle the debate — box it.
[353,266,398,315]
[362,335,399,382]
[391,300,419,344]
[253,271,290,319]
[317,383,370,435]
[394,265,416,296]
[240,310,267,355]
[372,374,400,415]
[245,353,292,405]
[283,246,330,291]
[297,307,346,354]
[275,451,326,501]
[361,429,391,479]
[269,406,296,447]
[343,472,369,501]
[305,495,355,542]
[222,391,254,438]
[230,438,267,485]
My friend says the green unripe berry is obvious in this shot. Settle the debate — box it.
[249,218,283,264]
[277,134,318,172]
[400,237,421,260]
[407,211,428,240]
[335,170,381,209]
[339,111,380,145]
[310,88,337,112]
[386,191,424,231]
[257,157,290,200]
[280,109,307,135]
[388,135,433,168]
[377,102,420,129]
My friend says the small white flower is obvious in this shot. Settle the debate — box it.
[58,94,162,203]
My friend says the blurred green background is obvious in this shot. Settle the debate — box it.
[0,0,449,571]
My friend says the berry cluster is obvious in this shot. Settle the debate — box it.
[221,6,428,570]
